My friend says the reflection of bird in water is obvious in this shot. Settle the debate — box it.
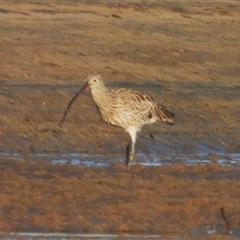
[62,74,174,167]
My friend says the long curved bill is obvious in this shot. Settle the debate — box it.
[61,83,89,124]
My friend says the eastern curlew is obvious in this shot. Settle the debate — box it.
[62,74,174,166]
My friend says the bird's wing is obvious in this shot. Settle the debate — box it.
[117,89,174,122]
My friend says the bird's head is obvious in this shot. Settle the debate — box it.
[85,74,104,90]
[61,73,105,124]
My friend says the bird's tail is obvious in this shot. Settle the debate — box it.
[158,106,174,125]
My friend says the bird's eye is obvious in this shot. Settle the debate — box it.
[93,79,97,82]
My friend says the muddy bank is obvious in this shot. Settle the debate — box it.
[1,159,240,238]
[0,81,239,158]
[0,1,239,156]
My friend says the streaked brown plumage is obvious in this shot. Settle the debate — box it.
[62,74,174,166]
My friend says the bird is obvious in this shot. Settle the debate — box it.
[61,74,174,167]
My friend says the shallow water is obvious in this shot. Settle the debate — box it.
[0,232,162,240]
[191,224,240,237]
[0,151,239,168]
[1,226,240,240]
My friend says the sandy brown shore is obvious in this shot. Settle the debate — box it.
[0,1,239,238]
[1,159,240,238]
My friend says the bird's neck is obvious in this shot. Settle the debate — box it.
[90,84,109,107]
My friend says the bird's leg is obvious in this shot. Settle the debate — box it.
[126,127,138,167]
[126,141,135,167]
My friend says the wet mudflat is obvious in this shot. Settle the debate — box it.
[0,0,240,238]
[1,159,240,239]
